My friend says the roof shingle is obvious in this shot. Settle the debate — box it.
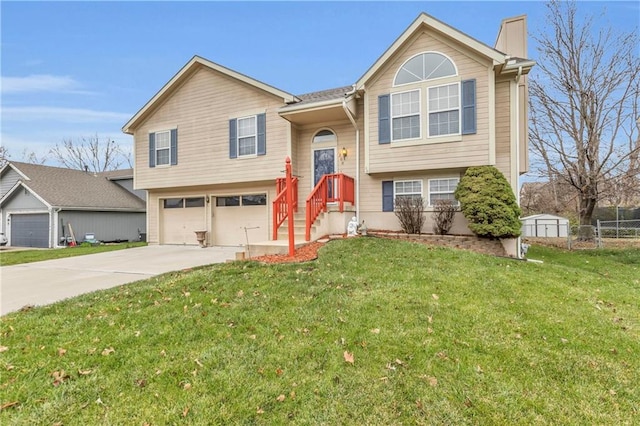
[4,162,145,210]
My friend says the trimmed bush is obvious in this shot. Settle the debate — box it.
[432,200,457,235]
[454,166,521,239]
[394,196,425,234]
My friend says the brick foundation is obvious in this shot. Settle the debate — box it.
[368,231,507,257]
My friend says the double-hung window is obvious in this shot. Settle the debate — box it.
[395,180,423,203]
[237,116,257,157]
[155,130,171,166]
[428,83,460,137]
[391,90,421,141]
[428,178,459,206]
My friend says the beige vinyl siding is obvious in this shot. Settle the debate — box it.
[133,66,289,190]
[294,120,357,196]
[357,170,470,235]
[366,30,492,174]
[494,80,511,179]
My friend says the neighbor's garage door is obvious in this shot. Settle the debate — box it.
[213,194,268,245]
[160,197,206,245]
[11,213,49,248]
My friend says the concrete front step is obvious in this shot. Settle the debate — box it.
[245,239,309,257]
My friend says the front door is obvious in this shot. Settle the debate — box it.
[313,147,336,191]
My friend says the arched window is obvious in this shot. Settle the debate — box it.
[313,129,336,143]
[394,52,457,86]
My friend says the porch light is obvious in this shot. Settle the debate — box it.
[340,147,348,160]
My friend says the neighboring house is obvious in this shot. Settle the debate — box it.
[521,214,570,238]
[122,13,533,256]
[0,162,146,248]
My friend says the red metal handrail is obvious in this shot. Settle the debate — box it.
[305,173,355,241]
[272,176,298,240]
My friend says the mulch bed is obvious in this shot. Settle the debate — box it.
[250,241,326,264]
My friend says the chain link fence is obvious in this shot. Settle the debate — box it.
[523,220,640,250]
[597,219,640,239]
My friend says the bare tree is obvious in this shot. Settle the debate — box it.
[0,146,8,168]
[529,0,640,227]
[49,134,132,172]
[0,147,47,167]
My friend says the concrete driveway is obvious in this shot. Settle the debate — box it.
[0,245,241,315]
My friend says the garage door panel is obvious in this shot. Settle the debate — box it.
[213,205,268,246]
[11,214,49,248]
[161,206,205,245]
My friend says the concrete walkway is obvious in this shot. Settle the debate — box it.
[0,245,241,315]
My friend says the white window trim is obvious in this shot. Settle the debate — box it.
[427,177,460,207]
[394,179,423,206]
[393,51,459,87]
[237,115,258,158]
[427,82,462,138]
[312,127,338,145]
[391,89,422,142]
[155,130,171,167]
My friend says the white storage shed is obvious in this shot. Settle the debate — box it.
[521,214,570,238]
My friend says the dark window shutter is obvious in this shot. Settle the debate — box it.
[462,79,476,135]
[257,113,266,156]
[382,180,394,212]
[149,133,156,168]
[229,118,237,159]
[170,128,178,165]
[378,94,391,144]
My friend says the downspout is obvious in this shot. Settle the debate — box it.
[515,65,523,258]
[342,85,360,222]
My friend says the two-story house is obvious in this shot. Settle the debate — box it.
[122,12,534,257]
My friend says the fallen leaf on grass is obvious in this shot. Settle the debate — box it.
[276,394,286,402]
[183,406,190,417]
[0,401,19,411]
[57,348,67,357]
[101,347,115,356]
[343,351,354,364]
[432,294,439,300]
[52,370,70,386]
[428,376,438,387]
[256,407,265,414]
[194,358,204,367]
[78,369,93,376]
[370,328,380,334]
[0,346,8,353]
[183,383,192,390]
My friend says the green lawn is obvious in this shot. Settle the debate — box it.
[0,242,147,266]
[1,238,638,424]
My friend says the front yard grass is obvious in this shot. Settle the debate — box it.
[1,238,638,424]
[0,242,147,266]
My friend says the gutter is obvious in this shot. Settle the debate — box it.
[515,65,523,259]
[342,84,360,222]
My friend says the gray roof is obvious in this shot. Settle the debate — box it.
[4,162,145,211]
[294,85,354,106]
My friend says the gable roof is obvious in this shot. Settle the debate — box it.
[356,12,509,89]
[0,162,145,211]
[122,55,300,134]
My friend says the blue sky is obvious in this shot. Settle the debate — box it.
[1,1,638,169]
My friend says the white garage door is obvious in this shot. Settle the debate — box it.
[160,197,206,245]
[213,194,268,246]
